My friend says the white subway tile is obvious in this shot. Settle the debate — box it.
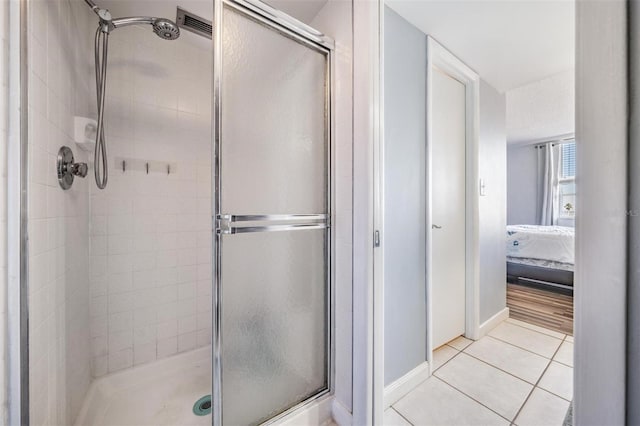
[157,337,177,359]
[108,330,133,352]
[196,329,211,347]
[134,342,157,365]
[109,311,133,333]
[107,272,133,294]
[178,315,197,335]
[178,332,197,352]
[108,348,133,372]
[108,292,133,314]
[90,295,107,318]
[134,326,157,346]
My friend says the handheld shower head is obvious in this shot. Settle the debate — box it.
[109,16,180,40]
[152,18,180,40]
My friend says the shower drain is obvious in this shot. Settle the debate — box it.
[193,395,212,416]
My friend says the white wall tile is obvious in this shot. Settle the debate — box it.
[178,332,197,352]
[134,342,157,366]
[108,348,133,372]
[157,337,178,359]
[87,29,212,373]
[27,1,95,423]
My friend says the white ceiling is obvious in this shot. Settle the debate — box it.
[386,0,575,92]
[99,0,212,24]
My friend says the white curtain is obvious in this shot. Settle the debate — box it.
[537,143,561,225]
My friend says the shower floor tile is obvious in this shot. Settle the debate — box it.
[75,347,212,426]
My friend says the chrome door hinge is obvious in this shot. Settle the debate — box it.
[374,230,381,247]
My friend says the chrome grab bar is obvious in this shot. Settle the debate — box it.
[216,213,329,234]
[222,223,328,235]
[218,214,328,222]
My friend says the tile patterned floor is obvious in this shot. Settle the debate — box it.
[385,318,573,426]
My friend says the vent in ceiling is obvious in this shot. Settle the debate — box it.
[176,7,212,40]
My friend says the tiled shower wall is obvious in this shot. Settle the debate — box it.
[27,0,95,424]
[88,27,212,376]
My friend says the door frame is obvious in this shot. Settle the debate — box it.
[425,37,480,368]
[367,2,629,425]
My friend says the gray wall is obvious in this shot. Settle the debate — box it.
[478,81,507,323]
[383,6,427,386]
[575,0,627,423]
[383,6,508,385]
[506,144,576,228]
[506,145,538,225]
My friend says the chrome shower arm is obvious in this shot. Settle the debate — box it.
[84,0,99,12]
[111,16,156,29]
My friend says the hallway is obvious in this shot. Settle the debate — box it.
[385,318,573,425]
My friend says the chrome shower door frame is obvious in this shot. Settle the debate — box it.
[211,1,335,425]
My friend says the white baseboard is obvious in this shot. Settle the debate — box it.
[383,361,430,409]
[331,399,353,426]
[478,307,510,338]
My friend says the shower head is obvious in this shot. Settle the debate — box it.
[152,18,180,40]
[109,16,180,40]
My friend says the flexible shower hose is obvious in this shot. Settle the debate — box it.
[94,25,109,189]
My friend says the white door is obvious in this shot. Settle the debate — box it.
[431,67,467,349]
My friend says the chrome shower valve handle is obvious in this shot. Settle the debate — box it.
[57,146,88,190]
[70,162,89,178]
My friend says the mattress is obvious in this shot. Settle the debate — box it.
[507,225,574,265]
[507,256,574,272]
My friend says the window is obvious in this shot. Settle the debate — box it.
[559,141,576,218]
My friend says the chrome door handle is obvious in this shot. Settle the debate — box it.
[216,213,329,235]
[432,224,442,229]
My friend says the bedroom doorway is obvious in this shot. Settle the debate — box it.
[381,2,576,424]
[506,139,576,336]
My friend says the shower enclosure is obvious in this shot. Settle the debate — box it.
[212,1,333,424]
[21,0,336,424]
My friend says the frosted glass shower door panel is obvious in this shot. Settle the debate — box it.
[215,4,331,426]
[220,230,327,425]
[221,7,328,214]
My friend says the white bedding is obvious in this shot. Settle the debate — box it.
[506,225,575,265]
[506,256,574,272]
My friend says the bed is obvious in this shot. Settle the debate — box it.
[506,225,574,293]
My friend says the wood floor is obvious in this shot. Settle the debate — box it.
[507,283,574,335]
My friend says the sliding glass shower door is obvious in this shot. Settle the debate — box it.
[213,1,333,424]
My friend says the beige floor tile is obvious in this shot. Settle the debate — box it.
[565,335,574,343]
[506,318,566,339]
[514,388,570,426]
[394,377,509,426]
[447,335,473,351]
[538,361,573,401]
[434,353,532,420]
[489,322,562,358]
[433,345,459,371]
[383,408,412,426]
[464,336,550,384]
[554,341,574,367]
